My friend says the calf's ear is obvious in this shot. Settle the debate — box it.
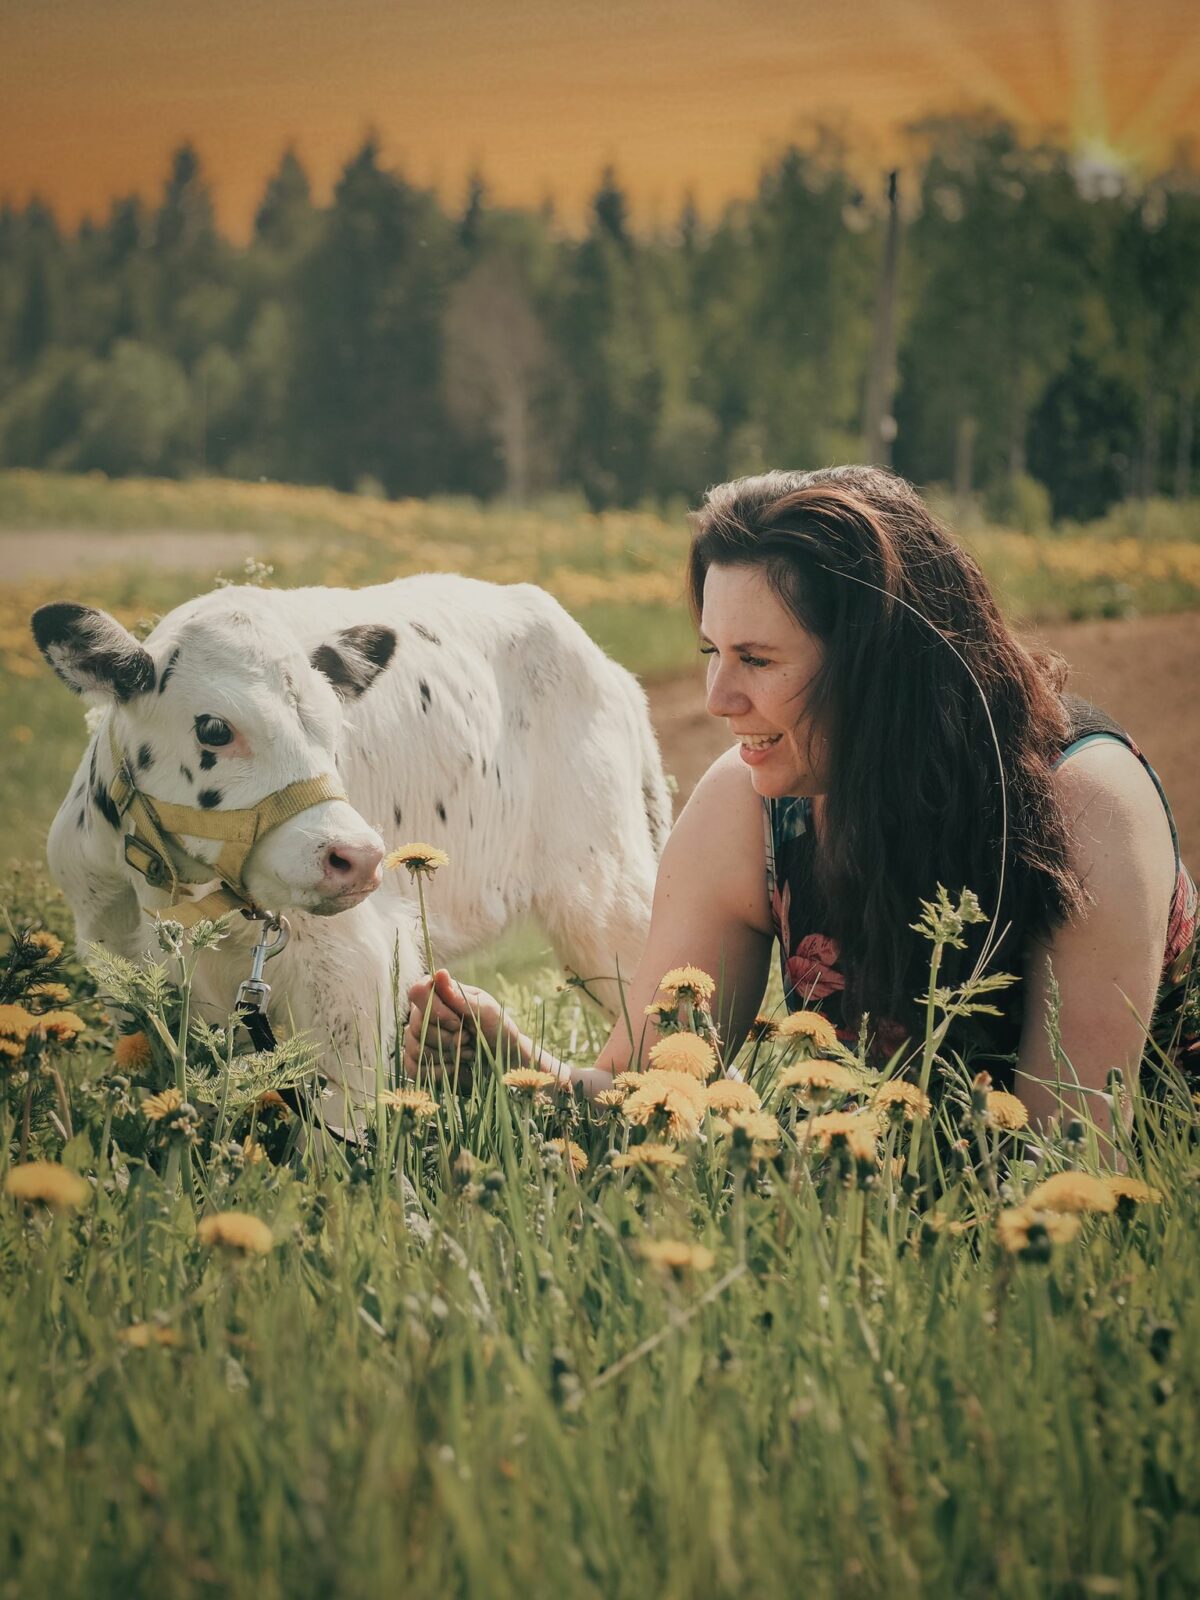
[31,603,156,701]
[310,624,396,699]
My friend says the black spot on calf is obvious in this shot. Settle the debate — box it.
[198,788,222,810]
[158,647,180,694]
[435,801,447,823]
[311,624,396,699]
[180,765,193,784]
[393,804,403,827]
[412,622,440,645]
[93,785,121,831]
[199,750,216,771]
[419,680,431,711]
[136,743,154,772]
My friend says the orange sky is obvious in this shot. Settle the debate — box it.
[3,0,1200,237]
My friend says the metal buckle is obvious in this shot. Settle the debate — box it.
[235,914,290,1016]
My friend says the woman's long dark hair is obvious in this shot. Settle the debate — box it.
[687,465,1084,1034]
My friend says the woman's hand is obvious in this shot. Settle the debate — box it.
[403,968,521,1084]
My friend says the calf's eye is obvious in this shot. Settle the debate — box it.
[194,715,234,748]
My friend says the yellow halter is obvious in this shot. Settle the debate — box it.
[106,725,349,927]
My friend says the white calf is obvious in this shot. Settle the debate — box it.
[33,576,670,1126]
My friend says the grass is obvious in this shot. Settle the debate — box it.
[1,473,1199,1594]
[0,897,1197,1598]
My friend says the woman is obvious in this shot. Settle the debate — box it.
[403,466,1197,1133]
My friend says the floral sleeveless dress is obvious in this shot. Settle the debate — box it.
[763,696,1198,1082]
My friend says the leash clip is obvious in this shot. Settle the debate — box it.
[235,913,290,1017]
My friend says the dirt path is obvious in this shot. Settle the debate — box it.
[646,611,1199,870]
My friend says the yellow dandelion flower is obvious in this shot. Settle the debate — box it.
[873,1079,932,1122]
[646,1032,718,1082]
[611,1143,688,1172]
[0,1039,22,1060]
[114,1031,154,1070]
[805,1110,879,1164]
[718,1109,782,1145]
[779,1060,859,1105]
[639,1068,707,1104]
[593,1087,627,1109]
[383,842,449,878]
[657,966,716,1004]
[775,1010,839,1051]
[27,982,71,1007]
[624,1080,704,1141]
[613,1071,648,1092]
[197,1211,274,1256]
[705,1080,762,1113]
[26,931,64,962]
[38,1010,86,1042]
[0,1004,38,1041]
[984,1090,1029,1131]
[241,1139,267,1165]
[639,1238,715,1274]
[119,1322,182,1349]
[381,1086,439,1120]
[545,1138,588,1176]
[255,1089,291,1116]
[996,1205,1081,1256]
[502,1067,559,1096]
[1025,1171,1117,1215]
[1103,1175,1163,1208]
[747,1015,778,1042]
[142,1088,184,1122]
[4,1161,89,1211]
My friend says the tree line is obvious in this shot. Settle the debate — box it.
[2,115,1199,523]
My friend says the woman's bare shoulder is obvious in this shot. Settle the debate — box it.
[1053,738,1175,903]
[663,747,771,935]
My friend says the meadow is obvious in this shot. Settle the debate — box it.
[2,472,1198,1598]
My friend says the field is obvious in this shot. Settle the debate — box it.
[2,472,1199,1598]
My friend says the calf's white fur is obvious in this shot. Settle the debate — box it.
[33,577,670,1130]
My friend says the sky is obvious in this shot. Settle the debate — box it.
[3,0,1200,238]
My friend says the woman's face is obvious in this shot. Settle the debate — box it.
[700,562,828,799]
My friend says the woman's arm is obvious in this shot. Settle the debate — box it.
[403,747,774,1093]
[1016,739,1177,1137]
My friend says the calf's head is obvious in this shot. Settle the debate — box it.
[32,598,394,916]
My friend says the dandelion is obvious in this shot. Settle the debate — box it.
[0,1039,22,1060]
[646,1032,718,1082]
[142,1088,183,1122]
[27,982,71,1007]
[26,931,64,962]
[241,1139,267,1165]
[593,1088,627,1110]
[611,1144,688,1172]
[381,1086,439,1122]
[37,1010,85,1042]
[114,1031,154,1070]
[746,1015,778,1042]
[0,1004,38,1041]
[805,1110,879,1165]
[1104,1175,1163,1210]
[614,1072,648,1093]
[775,1010,839,1052]
[873,1079,932,1123]
[984,1090,1029,1131]
[1026,1171,1117,1215]
[639,1238,716,1275]
[717,1109,781,1146]
[705,1080,762,1114]
[383,843,450,878]
[624,1079,704,1141]
[657,966,716,1004]
[119,1323,182,1349]
[779,1060,859,1108]
[4,1161,89,1211]
[545,1138,588,1177]
[197,1211,274,1256]
[996,1206,1081,1258]
[255,1089,291,1116]
[502,1067,559,1097]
